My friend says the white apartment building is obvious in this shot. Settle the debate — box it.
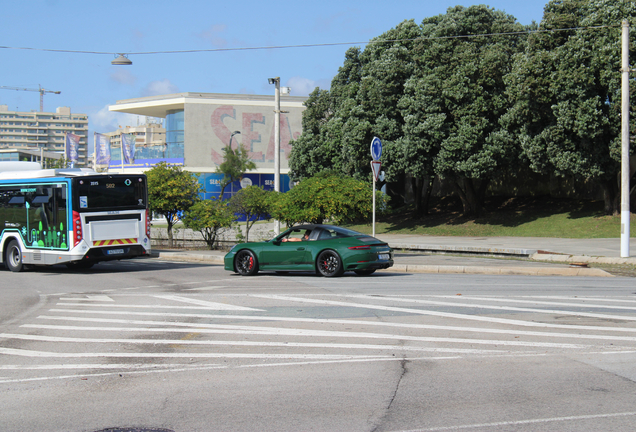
[104,122,166,165]
[0,105,89,166]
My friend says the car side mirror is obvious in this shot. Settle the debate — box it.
[272,239,281,245]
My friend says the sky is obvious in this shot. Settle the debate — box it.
[0,0,550,144]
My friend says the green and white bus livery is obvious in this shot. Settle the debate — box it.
[0,164,151,272]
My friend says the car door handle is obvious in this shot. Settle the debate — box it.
[297,247,305,251]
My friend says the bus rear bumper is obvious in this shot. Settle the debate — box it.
[81,245,151,262]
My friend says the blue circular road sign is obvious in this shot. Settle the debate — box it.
[371,137,382,161]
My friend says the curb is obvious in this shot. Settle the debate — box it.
[532,253,636,266]
[383,264,612,277]
[389,243,538,257]
[150,252,613,277]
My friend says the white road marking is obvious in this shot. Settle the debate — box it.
[0,363,210,370]
[55,302,258,311]
[398,411,636,431]
[183,286,228,291]
[0,357,433,384]
[427,294,636,311]
[519,295,636,304]
[0,334,505,354]
[25,317,592,349]
[47,308,636,335]
[59,295,114,302]
[340,294,636,322]
[251,294,636,328]
[152,294,263,311]
[0,347,387,360]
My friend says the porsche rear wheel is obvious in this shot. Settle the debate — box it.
[316,250,343,277]
[235,250,258,276]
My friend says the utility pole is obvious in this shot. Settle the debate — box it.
[621,20,631,258]
[268,77,281,235]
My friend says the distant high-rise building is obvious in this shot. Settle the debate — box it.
[0,105,89,166]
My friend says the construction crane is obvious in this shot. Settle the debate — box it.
[0,85,61,112]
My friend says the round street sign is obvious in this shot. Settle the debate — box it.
[370,137,382,161]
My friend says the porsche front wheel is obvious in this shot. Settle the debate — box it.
[235,250,258,276]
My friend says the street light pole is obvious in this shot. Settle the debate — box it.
[229,130,241,151]
[269,77,281,235]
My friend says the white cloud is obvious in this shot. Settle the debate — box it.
[141,79,179,97]
[285,76,332,96]
[196,24,229,48]
[91,105,143,133]
[110,68,137,86]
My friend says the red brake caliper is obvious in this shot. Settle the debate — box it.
[248,256,254,269]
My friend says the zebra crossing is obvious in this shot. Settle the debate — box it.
[1,290,636,383]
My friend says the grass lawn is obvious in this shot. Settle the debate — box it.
[346,196,632,239]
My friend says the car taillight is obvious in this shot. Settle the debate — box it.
[73,211,82,247]
[146,209,151,237]
[348,245,371,250]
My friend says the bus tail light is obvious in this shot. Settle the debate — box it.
[146,210,151,238]
[73,211,82,247]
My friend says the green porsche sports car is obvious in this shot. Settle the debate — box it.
[224,224,394,277]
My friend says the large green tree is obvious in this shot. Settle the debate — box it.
[269,172,388,226]
[290,9,526,216]
[401,5,526,216]
[504,0,636,214]
[146,162,201,247]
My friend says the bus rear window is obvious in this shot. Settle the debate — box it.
[73,175,147,211]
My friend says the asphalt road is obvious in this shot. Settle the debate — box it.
[1,258,636,432]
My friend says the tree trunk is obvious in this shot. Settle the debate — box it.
[454,177,482,217]
[601,178,619,215]
[411,177,424,215]
[423,176,435,216]
[165,216,175,248]
[414,176,435,217]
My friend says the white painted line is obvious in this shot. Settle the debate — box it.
[0,357,428,384]
[152,294,262,311]
[0,347,387,360]
[341,294,636,322]
[429,295,636,311]
[396,411,636,431]
[183,286,228,291]
[251,294,636,329]
[56,303,257,311]
[0,363,210,370]
[59,295,114,302]
[45,308,636,342]
[520,295,636,304]
[26,318,591,349]
[0,334,504,354]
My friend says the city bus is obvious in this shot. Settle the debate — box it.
[0,162,151,272]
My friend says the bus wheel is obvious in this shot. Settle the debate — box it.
[5,240,24,272]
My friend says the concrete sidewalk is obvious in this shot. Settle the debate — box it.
[151,235,636,278]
